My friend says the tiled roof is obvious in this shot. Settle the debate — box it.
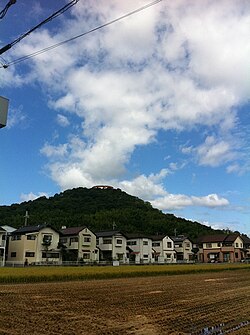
[126,233,152,240]
[197,234,239,243]
[12,224,56,235]
[95,230,125,238]
[60,226,86,236]
[150,234,169,241]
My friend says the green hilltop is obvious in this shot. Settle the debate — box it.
[0,187,223,238]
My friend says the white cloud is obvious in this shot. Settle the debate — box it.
[3,0,250,208]
[6,105,28,129]
[151,193,229,211]
[20,192,49,202]
[56,114,70,127]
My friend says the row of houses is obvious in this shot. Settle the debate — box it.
[1,224,250,266]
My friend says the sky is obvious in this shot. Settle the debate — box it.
[0,0,250,235]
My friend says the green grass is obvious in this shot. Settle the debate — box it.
[0,263,250,284]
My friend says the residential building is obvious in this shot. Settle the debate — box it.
[151,234,176,263]
[171,235,193,262]
[0,225,16,266]
[96,230,127,263]
[126,233,153,263]
[7,224,61,265]
[241,235,250,259]
[197,234,244,263]
[60,226,98,262]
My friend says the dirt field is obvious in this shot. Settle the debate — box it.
[0,269,250,335]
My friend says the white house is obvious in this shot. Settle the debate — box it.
[171,235,193,262]
[60,226,98,262]
[96,230,127,263]
[151,234,176,263]
[126,233,153,264]
[0,225,16,266]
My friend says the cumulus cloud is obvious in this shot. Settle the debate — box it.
[3,0,250,210]
[20,192,49,202]
[56,114,70,127]
[151,193,229,211]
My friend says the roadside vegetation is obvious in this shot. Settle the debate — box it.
[1,263,250,284]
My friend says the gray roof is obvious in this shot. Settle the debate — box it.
[13,224,59,235]
[60,226,88,236]
[95,230,126,238]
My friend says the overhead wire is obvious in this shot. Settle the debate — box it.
[1,0,163,69]
[0,0,16,20]
[0,0,80,55]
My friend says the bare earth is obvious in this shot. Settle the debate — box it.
[0,270,250,335]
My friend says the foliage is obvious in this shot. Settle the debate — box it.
[0,187,224,238]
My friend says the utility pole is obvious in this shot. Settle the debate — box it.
[0,96,9,128]
[24,211,29,226]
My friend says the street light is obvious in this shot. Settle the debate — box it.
[0,96,9,128]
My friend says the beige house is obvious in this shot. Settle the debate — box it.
[96,230,127,263]
[172,235,193,262]
[60,226,98,262]
[7,224,61,265]
[126,234,153,264]
[0,226,7,266]
[197,234,244,263]
[151,234,176,263]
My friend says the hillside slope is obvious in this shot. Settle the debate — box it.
[0,187,222,238]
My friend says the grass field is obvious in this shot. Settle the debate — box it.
[0,269,250,334]
[0,263,250,284]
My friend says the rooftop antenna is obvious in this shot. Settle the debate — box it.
[112,222,117,230]
[174,228,177,237]
[24,210,29,226]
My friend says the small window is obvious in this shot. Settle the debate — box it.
[152,242,160,247]
[143,241,148,245]
[116,239,123,245]
[2,234,6,241]
[43,235,52,243]
[11,252,16,257]
[70,237,78,245]
[103,239,112,244]
[235,252,239,258]
[143,254,148,258]
[83,253,90,259]
[60,237,67,244]
[235,243,239,248]
[206,243,212,248]
[127,241,137,246]
[27,235,36,240]
[25,252,35,257]
[217,243,221,247]
[84,237,91,243]
[166,253,171,258]
[11,235,21,241]
[167,242,172,248]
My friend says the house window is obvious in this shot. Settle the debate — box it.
[27,235,36,240]
[11,235,21,241]
[235,243,239,247]
[83,253,90,259]
[127,241,137,245]
[116,239,123,245]
[186,243,190,248]
[25,252,35,257]
[143,241,148,245]
[2,234,6,240]
[143,254,148,258]
[70,237,78,245]
[217,243,221,247]
[43,235,52,243]
[167,242,172,248]
[206,243,212,248]
[103,239,112,244]
[240,243,243,248]
[11,252,16,257]
[60,237,67,244]
[84,237,91,243]
[42,252,60,258]
[235,252,239,258]
[166,253,171,258]
[152,242,160,247]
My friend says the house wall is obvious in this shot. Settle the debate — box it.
[127,238,153,263]
[174,238,193,261]
[152,236,176,263]
[98,234,127,262]
[7,227,60,264]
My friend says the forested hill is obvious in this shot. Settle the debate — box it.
[0,187,223,238]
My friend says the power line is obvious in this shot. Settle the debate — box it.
[0,0,80,55]
[0,0,16,20]
[1,0,163,69]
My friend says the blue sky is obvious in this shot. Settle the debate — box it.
[0,0,250,234]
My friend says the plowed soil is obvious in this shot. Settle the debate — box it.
[0,270,250,334]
